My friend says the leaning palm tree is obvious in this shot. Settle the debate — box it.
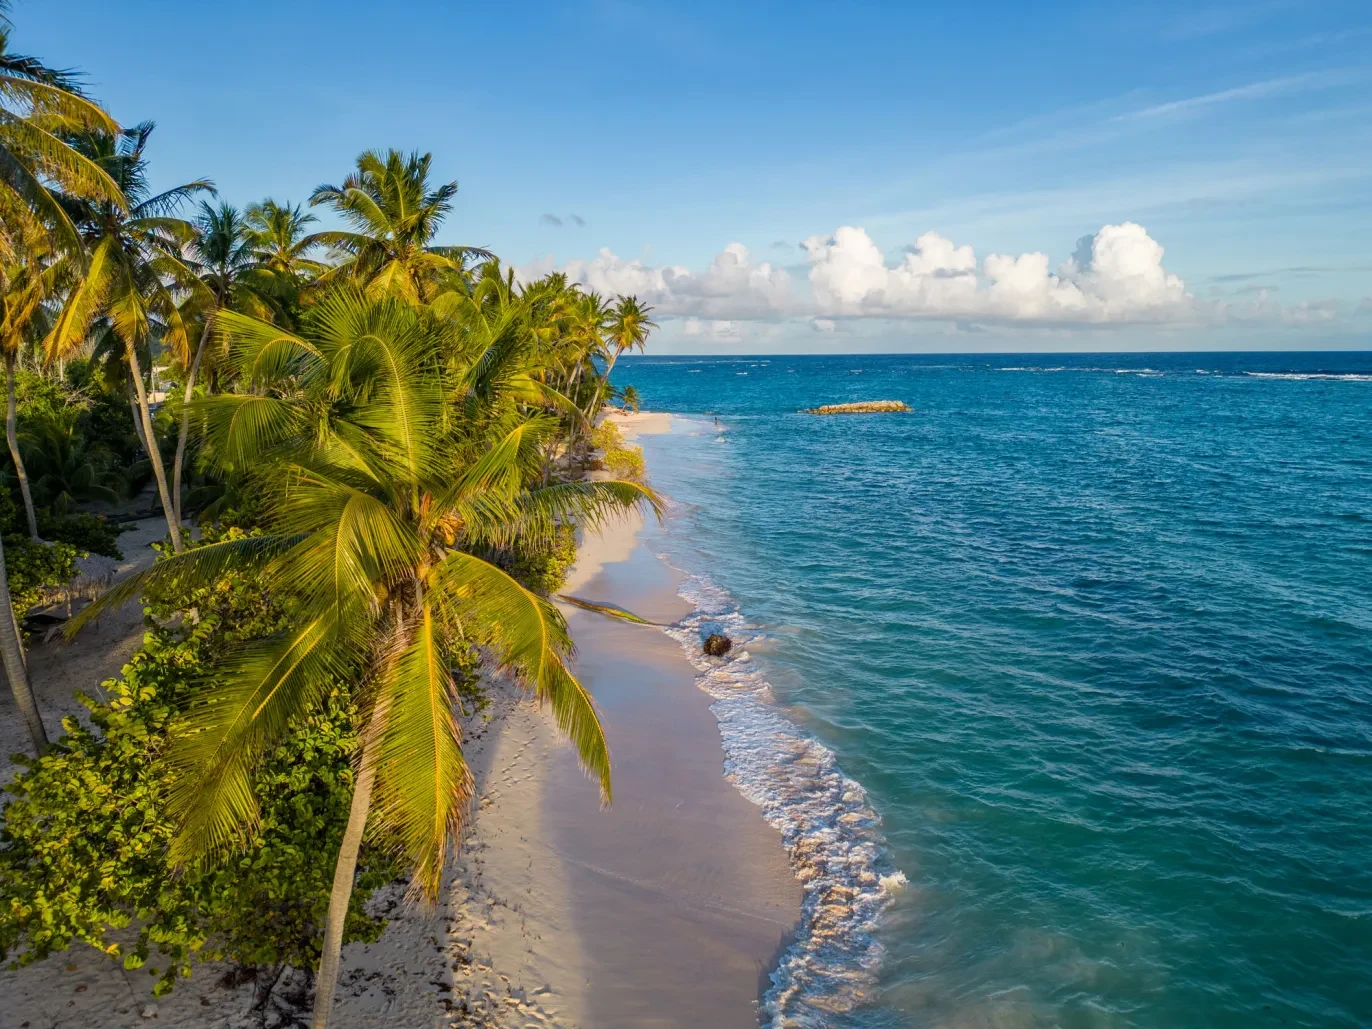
[0,531,43,753]
[0,205,52,539]
[587,295,656,415]
[43,123,213,553]
[70,290,658,1028]
[560,290,612,470]
[307,149,492,303]
[0,0,125,254]
[0,210,47,755]
[603,296,656,381]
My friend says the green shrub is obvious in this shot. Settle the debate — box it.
[505,524,578,596]
[589,421,623,452]
[3,535,79,613]
[604,445,645,479]
[590,421,646,481]
[38,511,124,560]
[0,532,397,996]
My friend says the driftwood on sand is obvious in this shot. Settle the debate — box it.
[803,400,911,415]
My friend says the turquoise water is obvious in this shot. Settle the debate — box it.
[616,353,1372,1029]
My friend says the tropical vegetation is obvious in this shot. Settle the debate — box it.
[0,5,657,1024]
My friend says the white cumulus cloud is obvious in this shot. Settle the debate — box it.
[520,243,792,319]
[803,222,1191,324]
[522,223,1301,329]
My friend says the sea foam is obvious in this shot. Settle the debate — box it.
[660,568,903,1028]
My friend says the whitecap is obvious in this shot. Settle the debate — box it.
[661,571,904,1028]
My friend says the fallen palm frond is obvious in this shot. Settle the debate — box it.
[556,593,655,625]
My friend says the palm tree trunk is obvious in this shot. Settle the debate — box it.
[125,342,183,553]
[127,375,150,459]
[0,534,46,755]
[565,361,585,473]
[311,704,383,1029]
[5,353,40,540]
[172,317,214,527]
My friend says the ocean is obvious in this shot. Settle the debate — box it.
[613,352,1372,1029]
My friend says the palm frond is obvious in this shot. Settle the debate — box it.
[64,533,304,637]
[428,549,610,801]
[557,594,655,624]
[165,614,350,862]
[370,601,471,900]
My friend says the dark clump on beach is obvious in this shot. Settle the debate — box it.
[703,633,733,657]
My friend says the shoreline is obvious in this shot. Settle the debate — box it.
[1,410,802,1029]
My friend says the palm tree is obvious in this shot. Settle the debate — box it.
[604,296,656,380]
[588,295,655,416]
[242,198,325,281]
[0,0,124,254]
[43,123,213,553]
[21,406,121,513]
[561,291,612,471]
[0,219,46,752]
[618,384,642,413]
[0,0,126,758]
[0,532,43,753]
[0,209,51,539]
[71,291,658,1028]
[307,149,492,303]
[172,201,278,525]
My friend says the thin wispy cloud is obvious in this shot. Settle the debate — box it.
[1234,25,1372,61]
[1159,0,1306,41]
[1210,266,1335,283]
[1111,71,1351,122]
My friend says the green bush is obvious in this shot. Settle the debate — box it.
[504,523,578,596]
[3,535,79,614]
[38,511,124,560]
[604,445,645,479]
[590,421,646,481]
[0,531,397,996]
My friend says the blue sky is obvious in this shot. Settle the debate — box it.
[17,0,1372,352]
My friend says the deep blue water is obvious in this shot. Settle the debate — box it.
[615,353,1372,1028]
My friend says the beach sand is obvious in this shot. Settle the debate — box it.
[1,412,800,1028]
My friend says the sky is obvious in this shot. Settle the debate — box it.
[16,0,1372,353]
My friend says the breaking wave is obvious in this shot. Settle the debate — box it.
[660,569,903,1027]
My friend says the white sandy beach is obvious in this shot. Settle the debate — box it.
[1,412,800,1029]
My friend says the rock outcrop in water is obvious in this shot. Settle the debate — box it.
[804,400,911,415]
[703,633,733,657]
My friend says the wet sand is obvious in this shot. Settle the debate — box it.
[552,511,801,1027]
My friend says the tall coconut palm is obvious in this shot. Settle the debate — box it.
[0,0,124,254]
[43,122,213,553]
[588,295,656,415]
[0,211,47,756]
[0,208,52,539]
[560,290,612,470]
[603,296,655,379]
[70,290,658,1028]
[171,201,278,525]
[0,532,43,753]
[242,198,326,282]
[307,149,492,303]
